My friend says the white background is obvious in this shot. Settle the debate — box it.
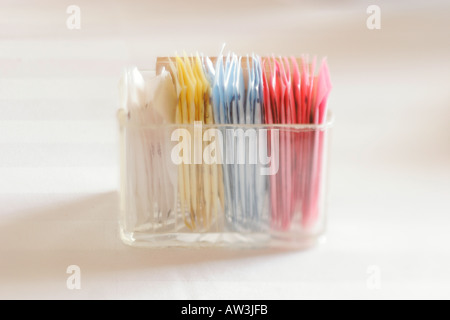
[0,0,449,299]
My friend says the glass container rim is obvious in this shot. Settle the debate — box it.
[117,109,334,130]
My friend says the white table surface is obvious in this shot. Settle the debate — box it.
[1,0,449,299]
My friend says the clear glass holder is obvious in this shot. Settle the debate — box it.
[117,109,333,248]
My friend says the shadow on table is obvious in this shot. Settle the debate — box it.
[0,192,302,284]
